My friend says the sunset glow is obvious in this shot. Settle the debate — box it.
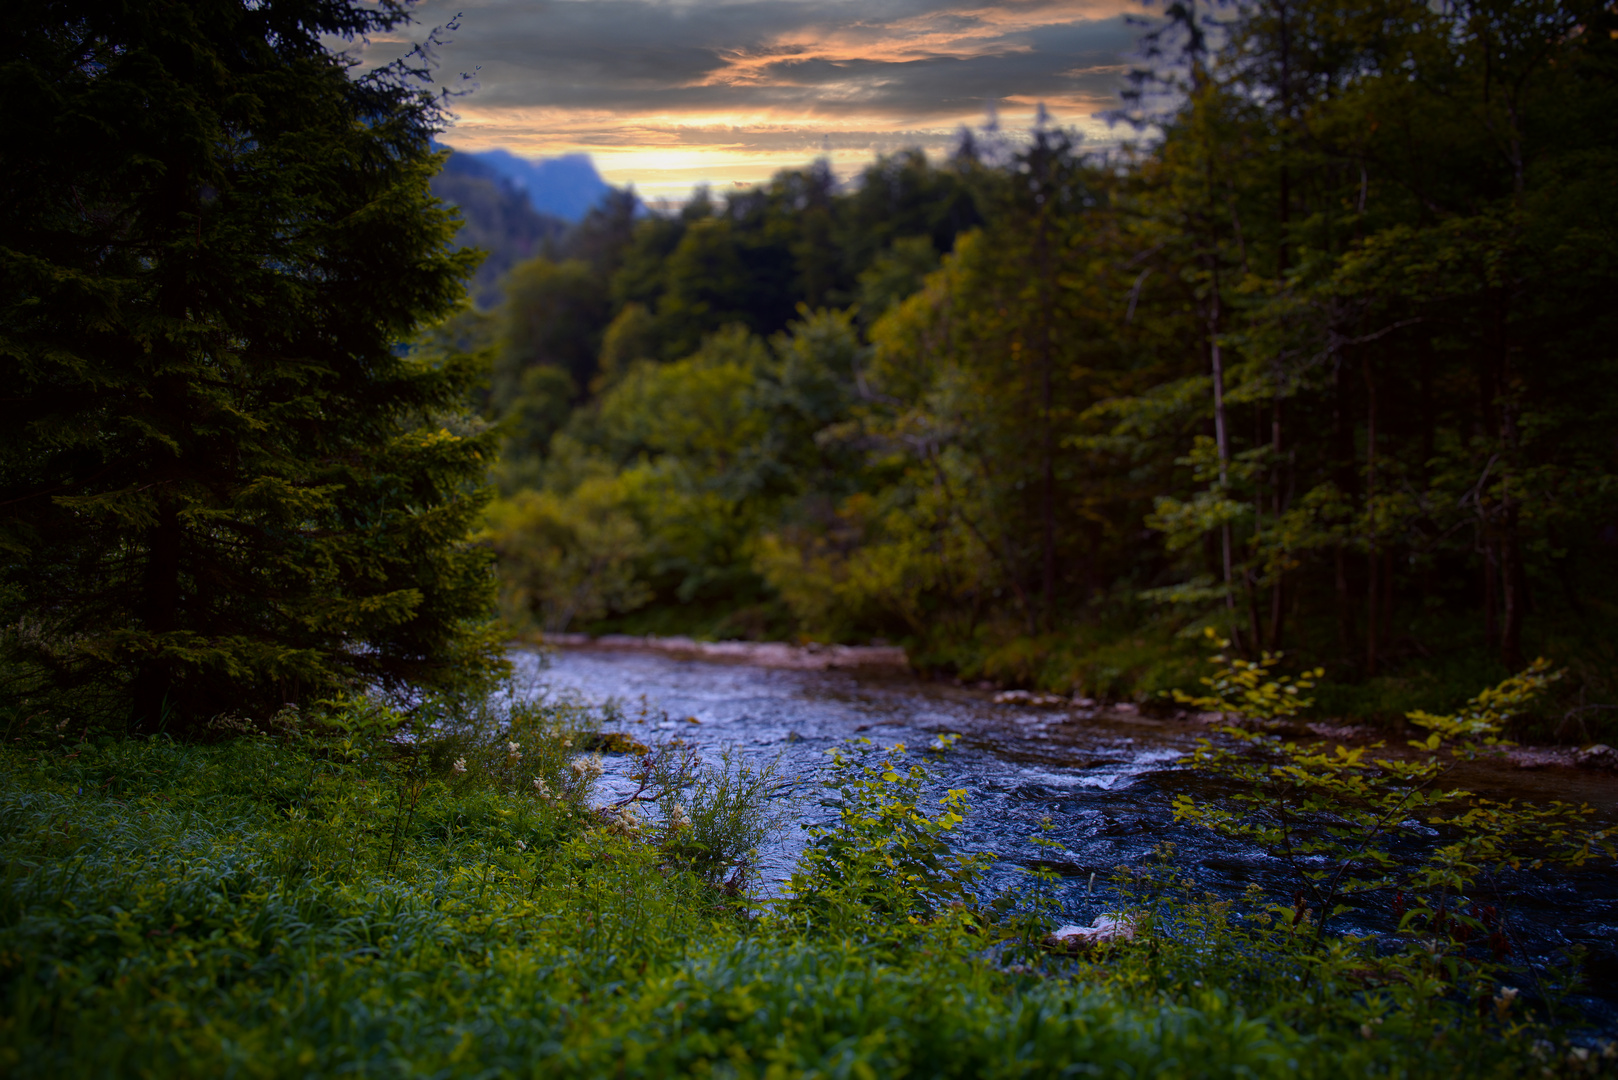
[354,0,1147,200]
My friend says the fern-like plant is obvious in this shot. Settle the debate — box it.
[1173,646,1614,1011]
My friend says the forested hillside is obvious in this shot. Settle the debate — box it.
[430,153,568,307]
[476,0,1618,730]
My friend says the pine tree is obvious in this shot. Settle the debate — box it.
[0,0,503,733]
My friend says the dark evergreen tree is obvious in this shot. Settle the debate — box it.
[0,0,503,733]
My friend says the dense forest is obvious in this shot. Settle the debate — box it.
[473,0,1618,730]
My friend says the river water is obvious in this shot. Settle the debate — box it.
[514,645,1618,1031]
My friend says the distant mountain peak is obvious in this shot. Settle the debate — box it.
[450,148,615,223]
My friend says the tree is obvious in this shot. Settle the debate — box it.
[494,256,609,405]
[0,0,503,733]
[1100,0,1618,685]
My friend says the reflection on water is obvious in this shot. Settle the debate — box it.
[514,646,1618,1032]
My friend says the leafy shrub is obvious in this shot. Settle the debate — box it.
[0,688,1611,1077]
[776,734,989,947]
[1173,643,1616,1029]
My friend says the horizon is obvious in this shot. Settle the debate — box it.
[444,129,1085,216]
[350,0,1151,203]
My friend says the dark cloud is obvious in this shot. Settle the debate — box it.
[365,0,1139,120]
[352,0,1145,192]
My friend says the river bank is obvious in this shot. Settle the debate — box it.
[538,631,910,670]
[536,633,1618,775]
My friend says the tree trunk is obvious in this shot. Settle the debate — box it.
[1489,283,1525,670]
[132,496,182,733]
[1500,507,1525,670]
[1247,571,1265,653]
[1381,548,1395,654]
[1024,138,1057,634]
[1207,264,1237,648]
[1333,352,1358,665]
[1363,357,1378,677]
[1267,396,1286,649]
[1483,538,1500,653]
[1336,546,1355,659]
[1270,5,1292,655]
[1039,232,1056,632]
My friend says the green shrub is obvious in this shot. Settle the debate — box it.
[0,689,1610,1077]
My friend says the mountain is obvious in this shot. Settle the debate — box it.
[430,154,567,309]
[461,150,616,223]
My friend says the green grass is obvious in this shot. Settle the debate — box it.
[0,700,1604,1077]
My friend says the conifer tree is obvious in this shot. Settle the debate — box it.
[0,0,502,732]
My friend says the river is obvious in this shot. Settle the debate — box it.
[514,645,1618,1032]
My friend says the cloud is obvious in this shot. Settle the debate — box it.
[350,0,1147,196]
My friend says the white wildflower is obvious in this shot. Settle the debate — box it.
[451,758,467,775]
[570,754,604,781]
[506,741,522,763]
[532,776,553,800]
[602,802,640,834]
[667,803,692,831]
[515,839,527,851]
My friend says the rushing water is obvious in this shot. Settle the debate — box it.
[514,645,1618,1031]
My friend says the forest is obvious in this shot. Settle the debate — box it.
[466,0,1618,733]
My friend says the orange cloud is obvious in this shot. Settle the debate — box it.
[361,0,1149,199]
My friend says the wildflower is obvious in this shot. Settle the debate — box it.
[506,741,522,763]
[452,758,467,775]
[532,776,553,800]
[515,839,527,851]
[668,803,692,831]
[570,754,604,781]
[601,802,640,835]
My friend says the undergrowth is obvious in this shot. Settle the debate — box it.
[0,685,1611,1076]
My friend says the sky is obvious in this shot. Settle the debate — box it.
[352,0,1150,202]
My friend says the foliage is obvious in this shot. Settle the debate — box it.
[778,734,989,945]
[495,257,609,405]
[1,676,1613,1076]
[468,0,1618,733]
[485,311,868,632]
[0,0,504,733]
[1173,646,1616,1007]
[1173,627,1325,726]
[1094,848,1606,1067]
[480,479,649,633]
[643,744,792,889]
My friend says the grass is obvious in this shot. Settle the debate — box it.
[0,693,1609,1077]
